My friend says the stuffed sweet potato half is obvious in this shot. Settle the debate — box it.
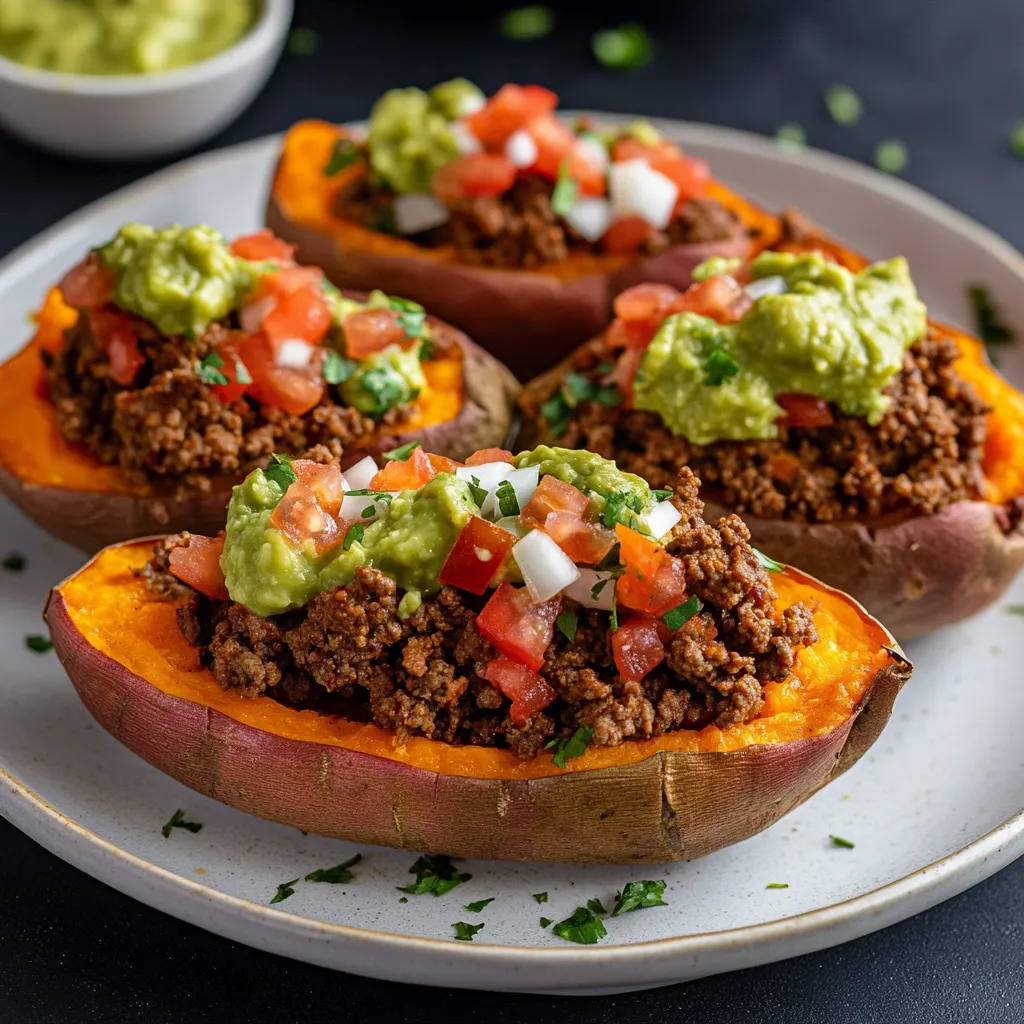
[265,80,778,379]
[519,241,1024,640]
[0,224,518,553]
[47,441,909,864]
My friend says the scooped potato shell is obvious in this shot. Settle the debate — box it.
[45,540,910,864]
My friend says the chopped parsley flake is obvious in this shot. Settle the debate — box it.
[609,590,619,632]
[343,525,364,550]
[305,854,362,884]
[703,348,740,386]
[824,84,863,127]
[751,547,785,574]
[462,898,495,913]
[540,917,552,928]
[766,883,789,889]
[541,373,621,436]
[556,608,578,643]
[360,364,412,418]
[651,489,672,502]
[587,897,608,915]
[533,892,549,904]
[396,309,427,339]
[663,595,701,632]
[270,878,300,904]
[1011,123,1024,160]
[265,453,297,491]
[775,122,806,152]
[383,441,422,462]
[595,544,623,573]
[452,921,485,941]
[323,137,360,176]
[323,349,356,385]
[495,479,520,517]
[1005,604,1024,616]
[969,285,1015,347]
[2,553,25,572]
[829,834,855,849]
[161,809,202,839]
[467,476,489,507]
[499,5,554,40]
[418,337,434,361]
[600,489,643,529]
[399,896,408,903]
[874,139,908,175]
[545,726,594,769]
[25,635,53,654]
[611,879,667,915]
[551,161,579,218]
[591,23,653,70]
[196,351,229,386]
[552,906,607,944]
[398,854,472,897]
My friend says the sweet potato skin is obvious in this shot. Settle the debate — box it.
[45,549,909,865]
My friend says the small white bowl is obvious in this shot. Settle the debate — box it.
[0,0,293,161]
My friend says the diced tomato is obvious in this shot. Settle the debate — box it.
[640,556,688,617]
[230,229,297,263]
[613,283,683,324]
[520,474,590,528]
[438,516,515,594]
[87,306,144,386]
[605,317,656,352]
[671,275,751,324]
[526,114,607,197]
[465,83,558,148]
[368,447,436,491]
[168,535,228,601]
[432,153,517,204]
[483,656,556,725]
[292,459,346,517]
[543,511,616,565]
[269,479,341,553]
[610,137,710,208]
[776,393,835,429]
[601,216,655,255]
[614,522,688,616]
[610,345,646,405]
[428,453,463,474]
[235,331,326,416]
[612,615,667,682]
[465,448,514,466]
[261,284,332,345]
[342,308,407,358]
[476,582,560,672]
[610,136,649,164]
[58,254,116,309]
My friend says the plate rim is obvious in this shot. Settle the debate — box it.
[2,116,1023,987]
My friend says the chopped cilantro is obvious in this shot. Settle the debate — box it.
[829,835,855,849]
[540,917,552,928]
[552,906,607,944]
[360,364,410,418]
[533,892,549,904]
[305,854,362,884]
[874,139,908,175]
[270,878,300,904]
[595,544,623,573]
[609,591,619,632]
[265,453,297,491]
[25,635,52,654]
[556,608,578,643]
[545,726,594,769]
[541,373,620,436]
[383,441,422,462]
[611,879,667,915]
[600,489,642,529]
[703,348,740,386]
[161,809,202,839]
[824,84,863,127]
[587,897,608,915]
[467,476,489,507]
[323,349,356,385]
[1011,123,1024,160]
[540,392,573,437]
[766,883,789,889]
[462,898,495,913]
[418,337,434,361]
[344,525,364,550]
[495,479,520,517]
[369,207,398,235]
[591,23,653,70]
[323,137,360,175]
[398,896,408,903]
[775,122,806,152]
[398,854,472,897]
[1005,604,1024,616]
[969,285,1015,347]
[751,547,784,574]
[196,351,229,386]
[551,161,579,218]
[3,553,25,572]
[387,295,425,313]
[397,309,427,339]
[345,488,392,504]
[651,489,672,502]
[590,578,611,600]
[663,596,701,632]
[499,5,554,40]
[452,921,485,941]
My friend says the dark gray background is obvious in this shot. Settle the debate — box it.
[2,1,1023,1020]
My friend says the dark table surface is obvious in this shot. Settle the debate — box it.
[2,1,1023,1020]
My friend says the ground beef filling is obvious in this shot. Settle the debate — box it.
[333,170,749,269]
[551,328,991,523]
[146,468,818,759]
[44,313,423,499]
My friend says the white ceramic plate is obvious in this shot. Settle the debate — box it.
[1,119,1023,996]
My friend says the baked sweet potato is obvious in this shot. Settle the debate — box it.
[265,121,779,380]
[0,290,519,553]
[45,538,910,864]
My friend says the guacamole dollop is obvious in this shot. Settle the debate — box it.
[339,344,427,418]
[633,252,928,445]
[0,0,256,76]
[98,223,253,338]
[367,78,483,194]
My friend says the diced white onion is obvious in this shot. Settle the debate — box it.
[565,196,613,243]
[505,128,539,169]
[239,295,275,334]
[574,135,609,173]
[479,465,539,521]
[564,569,617,611]
[458,93,486,117]
[340,493,388,525]
[745,275,787,300]
[275,339,316,368]
[644,499,682,540]
[343,456,379,491]
[450,119,483,156]
[608,157,679,231]
[456,461,514,493]
[513,529,581,603]
[393,194,450,235]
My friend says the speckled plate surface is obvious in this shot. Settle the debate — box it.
[1,120,1023,995]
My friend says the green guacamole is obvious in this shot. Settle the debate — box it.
[98,223,254,338]
[0,0,256,76]
[367,78,483,194]
[339,344,427,418]
[633,252,928,445]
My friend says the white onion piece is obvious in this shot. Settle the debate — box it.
[513,529,581,603]
[339,493,388,525]
[239,295,275,334]
[564,569,617,611]
[458,93,486,117]
[393,194,450,235]
[275,339,316,368]
[565,196,613,243]
[456,461,513,493]
[505,128,539,169]
[450,119,483,156]
[479,465,539,521]
[575,135,609,172]
[644,499,681,540]
[343,456,378,491]
[608,157,679,230]
[745,275,787,300]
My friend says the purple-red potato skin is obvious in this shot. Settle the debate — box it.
[267,195,751,381]
[45,553,909,865]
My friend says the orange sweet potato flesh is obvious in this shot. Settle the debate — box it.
[266,121,776,380]
[0,289,519,553]
[45,538,910,864]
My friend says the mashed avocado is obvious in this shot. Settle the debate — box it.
[367,78,483,194]
[0,0,256,75]
[339,344,427,418]
[634,252,928,445]
[98,223,253,338]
